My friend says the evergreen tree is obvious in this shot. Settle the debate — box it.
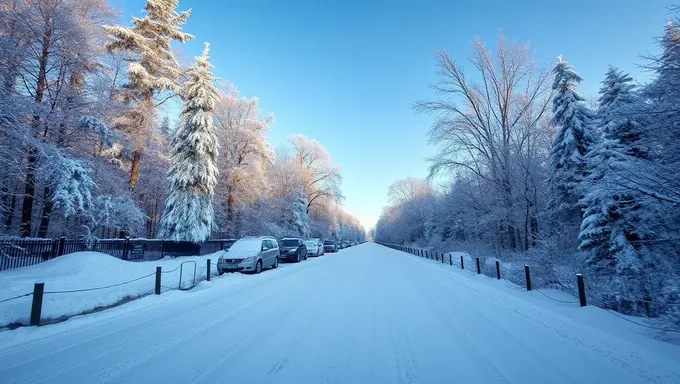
[104,0,193,191]
[547,58,593,231]
[159,115,171,136]
[158,44,219,242]
[289,189,310,237]
[579,68,646,273]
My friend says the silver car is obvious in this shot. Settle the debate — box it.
[217,236,279,275]
[304,238,324,257]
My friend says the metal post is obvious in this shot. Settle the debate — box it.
[496,260,501,280]
[525,265,532,291]
[122,237,130,261]
[206,259,211,282]
[577,274,587,307]
[476,258,481,274]
[449,254,452,266]
[155,266,162,295]
[57,236,66,256]
[460,255,464,269]
[30,282,44,326]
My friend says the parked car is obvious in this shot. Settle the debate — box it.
[279,238,307,262]
[323,240,338,253]
[304,238,324,257]
[217,236,279,275]
[342,241,350,249]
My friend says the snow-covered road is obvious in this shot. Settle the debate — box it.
[0,243,678,383]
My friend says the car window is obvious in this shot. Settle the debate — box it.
[266,240,276,249]
[261,240,269,250]
[304,241,315,247]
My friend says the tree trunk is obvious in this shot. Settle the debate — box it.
[20,17,52,238]
[5,194,16,232]
[128,147,143,191]
[36,186,53,238]
[19,153,37,237]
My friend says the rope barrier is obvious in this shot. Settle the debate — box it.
[533,288,580,304]
[0,292,33,303]
[161,264,182,274]
[604,309,680,333]
[44,272,156,294]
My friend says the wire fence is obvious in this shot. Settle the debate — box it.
[378,242,680,334]
[0,257,221,328]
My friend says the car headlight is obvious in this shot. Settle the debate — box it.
[243,256,255,263]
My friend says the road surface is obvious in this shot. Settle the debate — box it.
[0,243,678,383]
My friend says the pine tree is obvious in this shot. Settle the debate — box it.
[289,190,310,237]
[104,0,193,191]
[158,44,219,242]
[579,67,646,272]
[547,57,593,232]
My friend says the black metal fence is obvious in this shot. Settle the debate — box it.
[0,237,231,271]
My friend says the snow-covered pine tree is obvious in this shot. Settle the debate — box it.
[104,0,193,191]
[290,189,310,237]
[579,67,647,275]
[158,44,219,242]
[547,57,593,235]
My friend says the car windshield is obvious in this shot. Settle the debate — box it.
[304,241,316,246]
[281,239,299,247]
[228,239,261,253]
[323,241,334,245]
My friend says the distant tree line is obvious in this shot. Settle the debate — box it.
[375,10,680,324]
[0,0,365,244]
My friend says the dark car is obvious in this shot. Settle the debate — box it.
[323,240,338,253]
[279,238,307,262]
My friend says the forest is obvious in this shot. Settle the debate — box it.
[375,10,680,324]
[0,0,365,244]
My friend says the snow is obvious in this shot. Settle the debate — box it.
[0,251,224,327]
[228,238,262,253]
[0,243,678,383]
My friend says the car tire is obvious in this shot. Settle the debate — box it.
[273,256,279,269]
[218,270,224,276]
[255,260,262,274]
[304,253,307,260]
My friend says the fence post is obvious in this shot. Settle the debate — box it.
[460,255,464,269]
[122,237,130,261]
[577,274,587,307]
[206,259,211,282]
[30,282,44,326]
[449,254,452,266]
[155,266,162,295]
[57,236,66,256]
[476,258,481,274]
[495,260,501,280]
[524,265,532,291]
[441,253,445,264]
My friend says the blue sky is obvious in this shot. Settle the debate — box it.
[115,0,669,230]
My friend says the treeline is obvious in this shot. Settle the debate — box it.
[0,0,364,243]
[375,11,680,322]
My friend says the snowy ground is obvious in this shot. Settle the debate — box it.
[0,251,225,327]
[0,243,679,383]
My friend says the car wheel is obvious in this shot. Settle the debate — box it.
[304,252,307,260]
[255,260,262,274]
[273,256,279,269]
[218,270,224,276]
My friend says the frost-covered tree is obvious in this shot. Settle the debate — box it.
[579,68,647,273]
[547,58,593,236]
[289,190,310,237]
[158,44,218,242]
[104,0,193,191]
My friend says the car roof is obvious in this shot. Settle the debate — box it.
[281,237,302,240]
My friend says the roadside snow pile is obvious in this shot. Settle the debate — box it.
[0,251,223,327]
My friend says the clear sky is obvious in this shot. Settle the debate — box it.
[115,0,670,230]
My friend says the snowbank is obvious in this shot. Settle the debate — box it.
[0,251,224,327]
